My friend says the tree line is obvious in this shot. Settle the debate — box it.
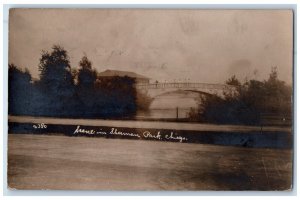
[9,45,292,125]
[188,68,292,125]
[9,45,142,118]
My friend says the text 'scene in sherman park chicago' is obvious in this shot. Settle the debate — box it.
[7,9,293,191]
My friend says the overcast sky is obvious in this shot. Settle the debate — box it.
[9,9,293,84]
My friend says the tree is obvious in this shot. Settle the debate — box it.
[191,67,292,125]
[77,56,97,88]
[263,67,292,115]
[37,45,76,116]
[8,45,147,119]
[8,64,32,115]
[39,45,74,92]
[226,75,241,87]
[76,56,97,117]
[9,64,31,85]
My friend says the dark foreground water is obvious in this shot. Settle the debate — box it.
[8,134,292,190]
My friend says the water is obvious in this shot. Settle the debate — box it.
[136,91,202,119]
[136,108,191,119]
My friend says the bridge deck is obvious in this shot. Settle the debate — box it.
[135,82,235,90]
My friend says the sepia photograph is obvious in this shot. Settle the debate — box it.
[7,8,293,190]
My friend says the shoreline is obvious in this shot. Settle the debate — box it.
[8,121,292,149]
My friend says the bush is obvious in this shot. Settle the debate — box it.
[189,69,292,125]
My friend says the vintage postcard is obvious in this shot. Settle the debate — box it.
[8,8,293,190]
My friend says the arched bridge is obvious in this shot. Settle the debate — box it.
[135,82,236,98]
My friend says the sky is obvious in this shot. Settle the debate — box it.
[9,9,293,84]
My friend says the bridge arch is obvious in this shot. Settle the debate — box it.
[150,89,215,99]
[136,82,236,120]
[136,82,235,99]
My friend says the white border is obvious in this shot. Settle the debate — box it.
[1,1,299,199]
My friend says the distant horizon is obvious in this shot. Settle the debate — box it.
[21,65,292,87]
[15,58,293,86]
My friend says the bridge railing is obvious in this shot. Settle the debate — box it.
[135,82,235,91]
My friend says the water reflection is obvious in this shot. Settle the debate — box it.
[136,91,203,119]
